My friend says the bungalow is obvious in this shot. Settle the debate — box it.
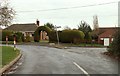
[4,20,40,38]
[98,27,117,46]
[4,20,49,41]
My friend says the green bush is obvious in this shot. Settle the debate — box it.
[2,30,24,42]
[49,31,62,43]
[2,30,13,41]
[60,30,85,43]
[49,30,85,44]
[15,32,24,42]
[49,31,57,42]
[108,28,120,57]
[84,32,92,43]
[24,35,31,42]
[34,26,52,42]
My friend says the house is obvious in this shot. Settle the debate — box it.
[98,27,117,46]
[4,20,49,41]
[4,20,40,37]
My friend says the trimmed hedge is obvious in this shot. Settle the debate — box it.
[49,30,85,44]
[2,30,24,42]
[49,31,62,43]
[60,30,84,43]
[34,26,52,42]
[2,30,13,41]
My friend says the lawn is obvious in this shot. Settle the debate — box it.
[0,46,20,67]
[2,41,14,44]
[61,43,104,47]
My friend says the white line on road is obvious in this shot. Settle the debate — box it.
[73,62,90,76]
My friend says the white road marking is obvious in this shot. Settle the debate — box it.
[73,62,90,76]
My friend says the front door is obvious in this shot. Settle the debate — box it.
[104,38,109,46]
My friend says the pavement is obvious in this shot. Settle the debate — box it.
[5,45,118,74]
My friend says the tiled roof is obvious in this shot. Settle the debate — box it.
[4,23,38,32]
[99,27,117,38]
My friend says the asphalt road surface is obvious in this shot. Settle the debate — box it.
[12,45,118,74]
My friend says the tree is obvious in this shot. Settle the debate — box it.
[108,28,120,57]
[93,15,99,31]
[78,21,92,34]
[92,15,99,41]
[63,26,71,30]
[0,2,15,27]
[78,21,92,41]
[44,23,55,30]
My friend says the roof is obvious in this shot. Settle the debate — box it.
[98,27,117,38]
[4,23,38,32]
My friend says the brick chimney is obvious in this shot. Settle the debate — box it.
[36,19,40,27]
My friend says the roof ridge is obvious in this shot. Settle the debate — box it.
[12,23,36,25]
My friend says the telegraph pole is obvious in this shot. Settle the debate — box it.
[55,25,61,45]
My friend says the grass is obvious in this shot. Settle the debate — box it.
[0,46,20,67]
[39,40,49,43]
[61,43,104,47]
[2,41,14,44]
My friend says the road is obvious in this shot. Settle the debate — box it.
[11,45,118,74]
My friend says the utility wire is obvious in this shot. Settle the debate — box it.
[18,1,119,13]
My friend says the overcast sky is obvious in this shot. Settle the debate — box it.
[3,0,120,29]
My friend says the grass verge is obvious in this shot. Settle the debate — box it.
[0,46,20,67]
[61,43,104,47]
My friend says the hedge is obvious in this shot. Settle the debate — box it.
[2,30,24,42]
[49,31,62,43]
[49,30,85,44]
[2,30,13,41]
[60,30,85,43]
[34,26,52,42]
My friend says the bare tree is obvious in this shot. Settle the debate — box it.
[0,2,15,27]
[93,15,99,31]
[63,26,71,30]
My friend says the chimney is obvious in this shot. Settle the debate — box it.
[36,19,40,26]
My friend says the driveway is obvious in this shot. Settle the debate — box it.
[10,45,118,74]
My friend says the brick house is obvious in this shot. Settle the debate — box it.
[98,27,117,46]
[4,20,49,41]
[4,23,38,37]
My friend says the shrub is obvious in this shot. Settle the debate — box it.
[34,26,52,42]
[49,31,57,42]
[2,30,24,42]
[2,30,13,41]
[60,30,85,43]
[49,31,62,43]
[24,35,31,42]
[15,32,24,42]
[108,28,120,57]
[84,32,92,43]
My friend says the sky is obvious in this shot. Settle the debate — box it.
[1,0,119,29]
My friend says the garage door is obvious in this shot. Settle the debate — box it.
[104,38,109,46]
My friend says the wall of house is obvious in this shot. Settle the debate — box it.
[98,37,113,46]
